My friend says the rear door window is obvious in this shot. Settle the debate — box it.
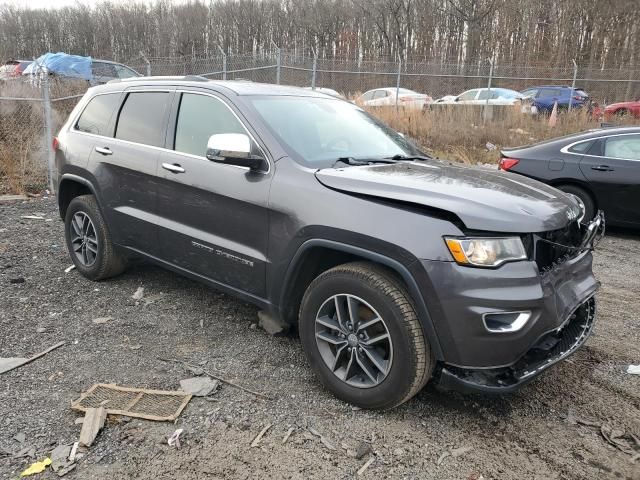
[75,93,121,136]
[174,93,245,157]
[115,92,172,147]
[603,135,640,160]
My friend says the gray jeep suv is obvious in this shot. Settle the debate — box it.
[54,77,603,409]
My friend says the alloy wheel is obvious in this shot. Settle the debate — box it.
[70,211,99,267]
[315,294,393,388]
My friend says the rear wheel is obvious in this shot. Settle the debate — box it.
[299,262,432,409]
[556,184,595,222]
[64,195,127,281]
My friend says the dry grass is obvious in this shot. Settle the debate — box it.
[366,104,640,164]
[0,78,84,194]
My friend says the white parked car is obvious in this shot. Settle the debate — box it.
[438,88,525,106]
[358,87,433,109]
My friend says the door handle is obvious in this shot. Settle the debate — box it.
[591,165,614,172]
[162,162,185,174]
[95,146,112,155]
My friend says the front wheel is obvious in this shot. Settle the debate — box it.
[556,184,595,222]
[299,262,433,409]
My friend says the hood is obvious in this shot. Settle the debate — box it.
[315,161,581,233]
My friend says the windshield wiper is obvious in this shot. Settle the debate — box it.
[332,157,400,168]
[385,154,432,161]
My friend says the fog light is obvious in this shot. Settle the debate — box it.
[483,311,531,333]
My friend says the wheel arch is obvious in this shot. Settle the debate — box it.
[547,178,598,210]
[58,174,97,219]
[278,239,444,361]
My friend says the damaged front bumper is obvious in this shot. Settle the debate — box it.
[434,296,596,393]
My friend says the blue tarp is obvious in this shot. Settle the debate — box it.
[23,52,92,80]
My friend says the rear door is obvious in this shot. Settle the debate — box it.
[579,133,640,225]
[155,90,272,298]
[89,88,174,255]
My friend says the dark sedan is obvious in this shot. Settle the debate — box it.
[499,127,640,227]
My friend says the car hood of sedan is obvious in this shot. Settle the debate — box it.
[315,161,581,233]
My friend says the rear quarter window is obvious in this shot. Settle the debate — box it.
[568,140,594,154]
[115,92,172,147]
[75,93,121,136]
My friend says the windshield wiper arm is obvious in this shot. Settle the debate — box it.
[385,154,432,161]
[332,157,400,168]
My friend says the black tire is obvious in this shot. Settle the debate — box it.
[64,194,127,281]
[299,262,433,409]
[556,184,596,222]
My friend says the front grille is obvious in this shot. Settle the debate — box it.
[533,220,584,273]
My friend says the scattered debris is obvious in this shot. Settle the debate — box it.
[72,383,191,422]
[436,451,450,465]
[251,424,273,447]
[132,287,145,301]
[601,423,638,456]
[485,142,497,151]
[13,432,26,443]
[68,442,79,463]
[356,441,373,460]
[357,457,375,476]
[64,265,76,273]
[282,427,295,444]
[20,215,45,220]
[167,428,184,448]
[129,344,142,350]
[308,426,337,451]
[50,444,74,474]
[186,365,204,376]
[36,327,46,333]
[0,194,28,202]
[451,446,474,458]
[79,407,107,447]
[10,277,25,284]
[180,377,219,397]
[626,365,640,375]
[257,311,287,336]
[20,457,52,477]
[0,341,66,375]
[92,316,113,325]
[74,418,84,425]
[159,357,272,400]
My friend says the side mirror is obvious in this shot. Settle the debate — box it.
[206,133,266,171]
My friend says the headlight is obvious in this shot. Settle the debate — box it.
[444,236,527,267]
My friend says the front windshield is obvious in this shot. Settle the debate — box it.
[248,96,422,166]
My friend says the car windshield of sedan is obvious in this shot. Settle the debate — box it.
[248,96,422,166]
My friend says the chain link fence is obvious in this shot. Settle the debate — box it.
[2,50,639,194]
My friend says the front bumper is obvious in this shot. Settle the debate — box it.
[434,296,596,393]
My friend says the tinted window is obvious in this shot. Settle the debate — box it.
[174,93,244,157]
[92,62,117,78]
[568,140,594,154]
[604,135,640,160]
[539,88,563,98]
[75,93,121,136]
[115,92,171,147]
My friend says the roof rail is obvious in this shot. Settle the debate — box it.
[107,75,210,84]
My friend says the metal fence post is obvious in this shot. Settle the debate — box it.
[41,71,55,194]
[311,47,317,89]
[217,45,227,80]
[140,51,150,76]
[395,57,401,110]
[569,59,578,111]
[484,59,494,123]
[271,40,281,84]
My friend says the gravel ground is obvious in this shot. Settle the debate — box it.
[1,197,639,480]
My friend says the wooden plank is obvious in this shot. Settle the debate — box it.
[78,407,107,447]
[0,341,65,375]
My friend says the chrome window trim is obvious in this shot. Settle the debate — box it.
[68,87,272,174]
[560,131,640,160]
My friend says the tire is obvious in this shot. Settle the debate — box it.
[299,262,433,409]
[556,184,595,222]
[64,194,127,281]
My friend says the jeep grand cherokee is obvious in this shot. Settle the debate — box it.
[54,77,603,409]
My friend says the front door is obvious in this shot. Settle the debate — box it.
[579,133,640,226]
[156,91,272,298]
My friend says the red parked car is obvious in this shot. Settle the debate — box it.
[604,99,640,118]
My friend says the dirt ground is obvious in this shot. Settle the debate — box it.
[1,197,639,479]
